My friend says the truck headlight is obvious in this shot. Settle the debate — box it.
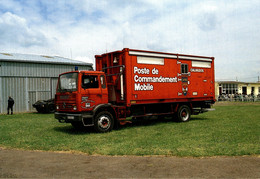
[73,106,77,110]
[56,105,59,110]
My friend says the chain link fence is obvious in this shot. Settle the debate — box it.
[216,94,260,102]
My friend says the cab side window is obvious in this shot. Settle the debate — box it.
[82,75,99,89]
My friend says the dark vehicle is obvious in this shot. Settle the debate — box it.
[33,99,55,113]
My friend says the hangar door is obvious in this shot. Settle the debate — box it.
[28,91,51,111]
[27,78,55,111]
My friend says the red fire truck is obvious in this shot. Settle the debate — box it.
[55,48,215,132]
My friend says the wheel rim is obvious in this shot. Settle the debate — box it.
[98,115,111,129]
[180,108,189,121]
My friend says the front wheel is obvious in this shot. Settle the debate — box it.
[94,111,114,133]
[176,105,191,122]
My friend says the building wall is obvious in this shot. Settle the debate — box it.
[215,81,260,97]
[0,61,92,113]
[238,84,260,96]
[1,77,26,113]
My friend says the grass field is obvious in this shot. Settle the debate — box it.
[0,102,259,157]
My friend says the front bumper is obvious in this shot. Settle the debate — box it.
[55,112,82,123]
[55,112,94,126]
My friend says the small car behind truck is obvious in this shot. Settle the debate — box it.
[33,99,55,113]
[55,48,215,132]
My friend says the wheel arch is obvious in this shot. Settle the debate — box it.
[174,102,192,113]
[93,103,117,121]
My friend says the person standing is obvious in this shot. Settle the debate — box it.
[7,96,14,115]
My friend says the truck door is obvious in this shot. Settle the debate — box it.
[81,74,102,110]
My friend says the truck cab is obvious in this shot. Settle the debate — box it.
[55,71,113,132]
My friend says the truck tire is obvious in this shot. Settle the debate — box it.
[94,111,114,133]
[177,105,191,122]
[47,105,55,113]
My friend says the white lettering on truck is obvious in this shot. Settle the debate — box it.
[133,66,177,91]
[190,68,204,72]
[134,66,150,74]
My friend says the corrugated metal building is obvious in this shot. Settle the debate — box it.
[0,52,93,113]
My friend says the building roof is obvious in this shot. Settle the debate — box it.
[216,81,260,85]
[0,52,92,66]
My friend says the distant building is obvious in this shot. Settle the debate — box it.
[0,52,93,113]
[215,81,260,101]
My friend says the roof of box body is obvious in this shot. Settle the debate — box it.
[96,48,214,62]
[127,48,214,62]
[0,52,92,66]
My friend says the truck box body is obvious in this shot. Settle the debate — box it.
[95,48,215,107]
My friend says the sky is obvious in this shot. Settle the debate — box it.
[0,0,259,82]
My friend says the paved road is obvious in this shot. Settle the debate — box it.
[0,148,259,178]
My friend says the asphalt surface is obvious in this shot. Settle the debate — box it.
[0,148,259,178]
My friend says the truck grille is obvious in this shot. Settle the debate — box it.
[58,102,74,110]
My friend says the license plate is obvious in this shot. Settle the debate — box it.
[67,116,74,120]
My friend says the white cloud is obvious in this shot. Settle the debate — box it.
[0,12,48,48]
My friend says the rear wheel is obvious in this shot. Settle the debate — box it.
[177,105,191,122]
[94,111,114,133]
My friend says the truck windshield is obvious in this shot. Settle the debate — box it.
[57,72,78,92]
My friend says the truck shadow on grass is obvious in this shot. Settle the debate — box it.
[53,125,95,135]
[53,116,207,134]
[122,116,207,128]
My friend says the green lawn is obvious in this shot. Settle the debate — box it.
[0,103,259,157]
